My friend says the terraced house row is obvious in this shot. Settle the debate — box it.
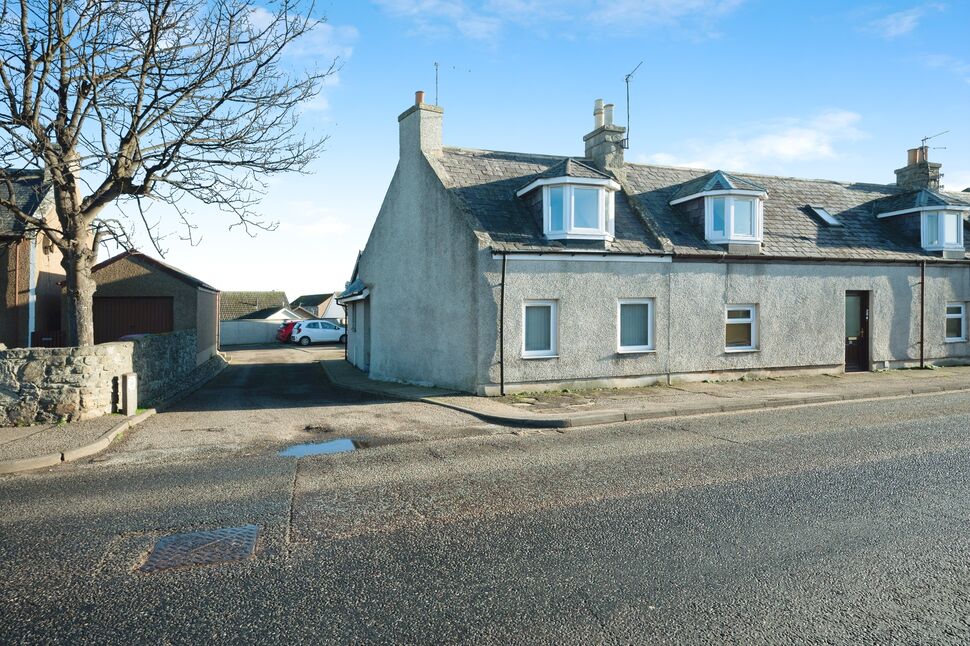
[338,92,970,395]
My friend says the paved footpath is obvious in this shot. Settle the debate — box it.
[323,359,970,427]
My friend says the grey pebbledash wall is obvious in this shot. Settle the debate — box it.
[0,329,201,426]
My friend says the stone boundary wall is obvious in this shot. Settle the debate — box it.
[0,330,200,426]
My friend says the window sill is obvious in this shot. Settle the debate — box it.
[945,339,967,344]
[724,347,759,354]
[616,348,656,355]
[521,354,559,360]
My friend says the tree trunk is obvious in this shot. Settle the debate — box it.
[62,241,97,347]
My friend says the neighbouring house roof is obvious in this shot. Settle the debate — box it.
[220,291,290,321]
[290,293,333,308]
[429,146,970,261]
[92,250,218,292]
[291,306,317,319]
[0,169,50,237]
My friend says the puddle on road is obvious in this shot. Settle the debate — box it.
[278,438,369,457]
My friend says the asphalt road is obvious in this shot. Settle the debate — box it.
[3,349,970,643]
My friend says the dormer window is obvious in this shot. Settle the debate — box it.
[706,195,761,242]
[517,159,620,242]
[543,183,615,240]
[921,211,964,251]
[668,171,767,246]
[874,190,970,254]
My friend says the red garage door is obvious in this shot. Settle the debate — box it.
[94,297,174,344]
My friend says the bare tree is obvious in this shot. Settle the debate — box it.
[0,0,334,345]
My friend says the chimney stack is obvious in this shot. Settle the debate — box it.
[399,89,443,158]
[895,145,942,190]
[584,99,626,172]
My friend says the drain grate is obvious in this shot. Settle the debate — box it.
[138,524,259,574]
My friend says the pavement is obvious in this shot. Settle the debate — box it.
[322,358,970,427]
[4,380,970,643]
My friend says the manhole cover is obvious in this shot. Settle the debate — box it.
[138,524,259,574]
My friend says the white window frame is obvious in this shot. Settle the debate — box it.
[724,304,758,352]
[542,184,616,241]
[921,210,965,251]
[945,302,966,342]
[704,195,763,243]
[616,298,655,353]
[522,300,558,359]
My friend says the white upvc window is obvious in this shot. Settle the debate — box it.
[725,305,758,352]
[543,184,615,241]
[523,300,558,358]
[705,195,763,243]
[945,302,966,342]
[921,210,964,251]
[616,298,655,353]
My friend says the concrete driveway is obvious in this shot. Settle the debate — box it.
[95,344,501,466]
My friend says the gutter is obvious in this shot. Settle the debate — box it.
[491,248,970,266]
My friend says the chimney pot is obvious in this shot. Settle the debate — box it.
[415,90,425,106]
[907,148,918,165]
[593,99,604,129]
[604,103,615,127]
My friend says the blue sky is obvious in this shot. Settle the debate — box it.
[132,0,970,300]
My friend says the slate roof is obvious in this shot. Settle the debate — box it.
[0,169,49,237]
[92,250,218,292]
[428,147,970,261]
[220,291,290,321]
[291,293,333,308]
[670,170,766,202]
[434,148,663,254]
[869,188,970,215]
[534,157,611,182]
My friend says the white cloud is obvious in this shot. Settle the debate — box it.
[373,0,744,40]
[920,53,970,84]
[867,3,944,39]
[277,202,350,235]
[639,109,866,172]
[373,0,502,40]
[289,23,359,61]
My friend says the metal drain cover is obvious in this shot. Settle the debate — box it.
[139,524,259,573]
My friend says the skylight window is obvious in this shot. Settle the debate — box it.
[809,205,841,226]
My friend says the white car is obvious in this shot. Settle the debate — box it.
[290,320,346,346]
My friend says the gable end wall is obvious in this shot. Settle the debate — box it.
[353,153,480,391]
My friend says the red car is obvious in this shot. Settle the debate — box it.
[276,321,297,342]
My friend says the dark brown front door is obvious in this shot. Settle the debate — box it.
[845,291,869,372]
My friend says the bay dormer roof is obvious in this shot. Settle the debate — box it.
[667,170,767,205]
[516,157,620,195]
[873,188,970,219]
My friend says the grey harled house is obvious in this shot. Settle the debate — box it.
[338,92,970,395]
